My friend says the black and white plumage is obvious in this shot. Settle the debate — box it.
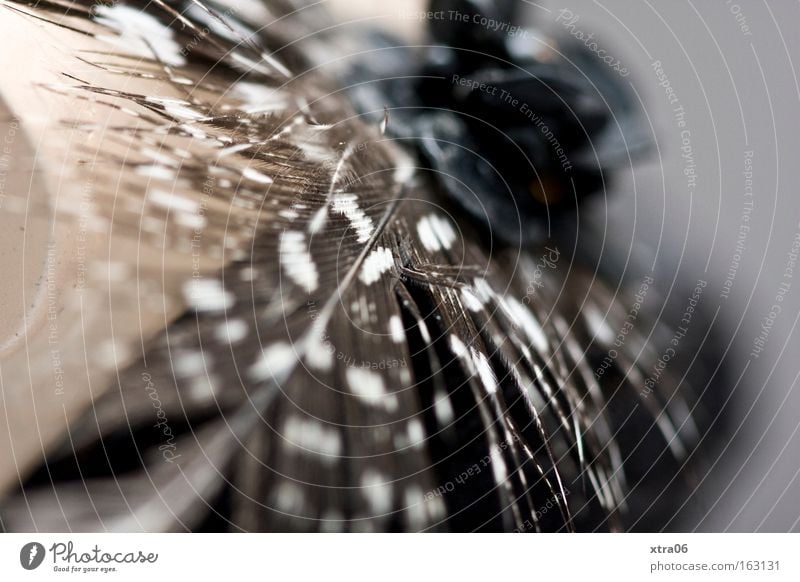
[0,0,719,532]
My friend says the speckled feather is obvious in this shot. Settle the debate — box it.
[0,0,706,532]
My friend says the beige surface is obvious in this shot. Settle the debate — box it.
[328,0,423,40]
[0,104,50,353]
[0,9,226,494]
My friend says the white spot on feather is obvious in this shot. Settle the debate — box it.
[274,482,304,513]
[136,165,175,180]
[434,390,455,425]
[359,246,394,285]
[303,322,334,372]
[183,278,234,312]
[145,97,205,121]
[418,321,432,343]
[346,368,391,409]
[308,206,328,234]
[417,214,457,253]
[141,148,177,167]
[394,161,415,183]
[490,445,508,484]
[361,470,392,515]
[388,315,404,343]
[449,335,468,359]
[585,304,614,344]
[473,277,494,303]
[175,212,206,229]
[150,188,199,214]
[232,81,289,114]
[404,486,428,528]
[279,231,319,293]
[174,351,206,377]
[296,138,334,163]
[189,375,216,401]
[407,419,426,449]
[95,5,186,67]
[507,298,549,353]
[249,342,296,382]
[282,416,341,462]
[242,167,274,184]
[320,509,344,532]
[461,288,483,312]
[240,267,256,282]
[332,193,374,243]
[471,347,498,394]
[214,319,248,344]
[217,143,254,158]
[259,51,292,78]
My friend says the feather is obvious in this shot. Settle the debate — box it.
[0,0,716,532]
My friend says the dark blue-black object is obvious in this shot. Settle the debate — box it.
[344,0,650,245]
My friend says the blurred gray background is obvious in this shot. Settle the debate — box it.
[539,0,800,532]
[336,0,800,531]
